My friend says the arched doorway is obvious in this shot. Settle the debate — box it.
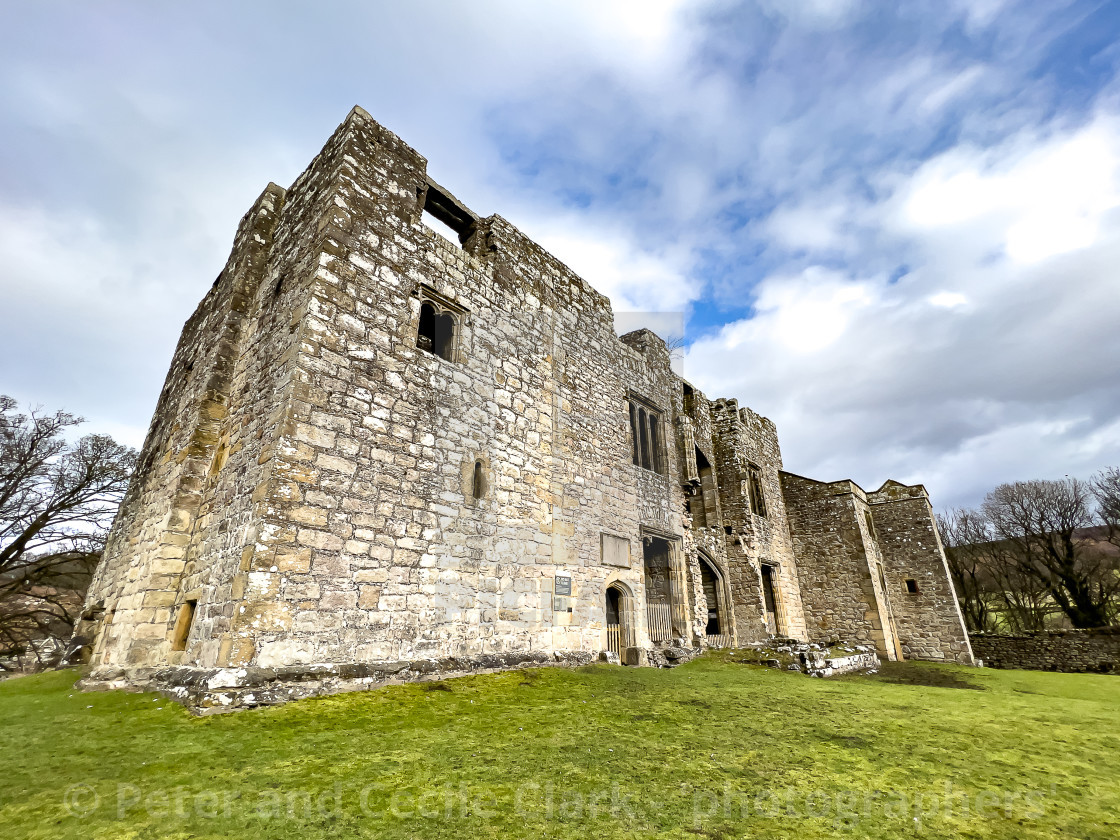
[698,555,731,646]
[604,582,635,662]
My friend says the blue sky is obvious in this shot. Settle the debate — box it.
[2,0,1119,510]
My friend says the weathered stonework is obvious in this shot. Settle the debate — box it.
[76,107,973,707]
[969,628,1119,673]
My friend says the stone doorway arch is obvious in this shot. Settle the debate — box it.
[698,553,733,647]
[604,581,636,663]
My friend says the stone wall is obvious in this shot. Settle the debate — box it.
[711,400,806,643]
[969,628,1119,673]
[780,473,902,660]
[868,482,973,664]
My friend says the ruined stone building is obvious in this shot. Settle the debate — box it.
[79,107,972,703]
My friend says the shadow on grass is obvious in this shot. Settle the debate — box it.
[855,661,986,691]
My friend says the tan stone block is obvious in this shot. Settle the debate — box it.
[354,569,389,583]
[289,505,329,527]
[294,422,336,448]
[297,528,344,551]
[320,589,357,610]
[133,621,171,640]
[275,546,313,573]
[358,586,381,609]
[218,636,256,667]
[234,601,292,632]
[316,453,357,475]
[150,557,187,575]
[142,590,177,608]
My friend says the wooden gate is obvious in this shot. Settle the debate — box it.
[647,602,673,642]
[606,624,621,655]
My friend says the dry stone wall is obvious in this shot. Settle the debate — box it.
[969,628,1118,673]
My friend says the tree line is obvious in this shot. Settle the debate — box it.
[0,396,135,669]
[938,471,1120,633]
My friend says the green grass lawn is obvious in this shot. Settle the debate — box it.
[1,657,1117,839]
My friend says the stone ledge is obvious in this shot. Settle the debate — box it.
[78,650,597,713]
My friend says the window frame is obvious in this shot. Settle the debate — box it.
[413,285,467,363]
[627,394,665,475]
[747,463,768,518]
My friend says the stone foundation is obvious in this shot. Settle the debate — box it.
[79,651,597,714]
[726,638,881,678]
[969,628,1119,674]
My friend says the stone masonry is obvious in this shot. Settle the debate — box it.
[76,107,973,707]
[969,628,1119,673]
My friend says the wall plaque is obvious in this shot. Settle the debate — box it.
[600,533,631,568]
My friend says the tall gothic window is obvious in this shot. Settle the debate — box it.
[628,399,664,474]
[747,464,767,518]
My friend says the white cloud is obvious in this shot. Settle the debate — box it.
[898,116,1120,264]
[685,112,1120,508]
[756,0,863,29]
[528,218,698,313]
[928,291,968,308]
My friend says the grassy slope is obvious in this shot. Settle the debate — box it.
[0,658,1117,839]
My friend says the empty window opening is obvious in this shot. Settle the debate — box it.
[724,525,733,535]
[692,447,718,529]
[472,460,485,500]
[171,600,197,652]
[628,399,664,474]
[416,301,456,361]
[760,565,779,635]
[905,579,919,594]
[682,382,695,414]
[648,414,661,472]
[747,464,767,518]
[638,407,651,468]
[421,179,477,247]
[628,402,640,465]
[421,209,465,245]
[699,558,723,636]
[864,510,877,541]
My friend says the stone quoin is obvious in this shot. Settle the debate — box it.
[74,107,973,708]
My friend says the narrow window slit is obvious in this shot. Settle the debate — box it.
[171,600,197,652]
[472,460,485,500]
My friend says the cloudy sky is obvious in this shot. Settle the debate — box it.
[2,0,1119,510]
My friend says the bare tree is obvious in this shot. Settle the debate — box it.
[1093,467,1120,549]
[982,478,1118,629]
[938,508,997,632]
[0,396,136,669]
[938,507,1054,632]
